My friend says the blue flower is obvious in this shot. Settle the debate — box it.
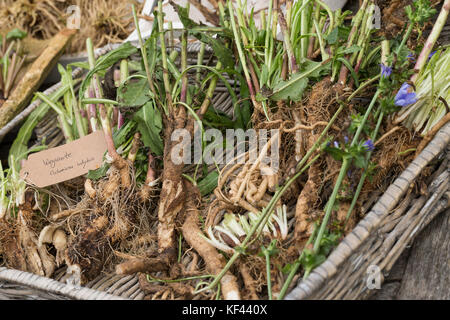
[380,63,392,78]
[363,139,375,152]
[394,82,417,107]
[333,141,339,148]
[428,51,437,60]
[344,136,349,144]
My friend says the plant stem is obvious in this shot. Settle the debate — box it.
[132,4,157,98]
[278,5,299,73]
[345,110,384,222]
[265,250,273,300]
[337,0,369,84]
[345,40,389,221]
[411,0,450,83]
[277,224,318,300]
[180,29,188,103]
[313,17,328,61]
[196,42,206,88]
[86,38,119,161]
[227,0,261,115]
[396,24,414,57]
[157,0,173,114]
[300,0,310,59]
[312,89,380,253]
[35,92,73,141]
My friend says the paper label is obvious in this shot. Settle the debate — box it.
[20,131,108,187]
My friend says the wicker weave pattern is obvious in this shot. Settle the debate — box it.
[0,267,126,300]
[286,123,450,300]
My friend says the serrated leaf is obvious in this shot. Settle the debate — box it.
[68,61,90,70]
[87,163,110,180]
[171,1,234,69]
[338,44,361,55]
[113,120,137,147]
[300,59,332,79]
[197,170,219,196]
[270,75,308,101]
[203,108,234,129]
[80,42,138,102]
[133,101,163,155]
[324,146,347,162]
[326,27,338,45]
[6,28,27,40]
[117,77,152,107]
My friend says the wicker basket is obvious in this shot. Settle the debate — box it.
[286,124,450,300]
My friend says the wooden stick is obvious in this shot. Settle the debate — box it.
[0,29,76,130]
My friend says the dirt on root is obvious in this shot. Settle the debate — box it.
[0,0,143,54]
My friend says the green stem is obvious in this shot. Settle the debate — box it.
[157,0,173,113]
[300,0,310,59]
[312,90,380,253]
[313,17,328,61]
[35,92,73,141]
[313,157,350,253]
[345,110,384,222]
[132,4,157,98]
[297,104,344,170]
[196,42,206,88]
[315,0,334,35]
[412,0,450,83]
[277,224,318,300]
[180,29,188,103]
[265,251,272,300]
[396,23,414,57]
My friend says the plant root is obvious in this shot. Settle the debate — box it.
[239,261,260,300]
[115,253,172,275]
[182,181,241,300]
[64,214,109,283]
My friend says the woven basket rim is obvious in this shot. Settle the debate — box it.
[286,122,450,300]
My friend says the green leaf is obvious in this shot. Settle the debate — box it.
[203,107,234,129]
[87,163,110,180]
[197,170,219,196]
[270,74,308,101]
[113,120,137,147]
[144,17,159,75]
[324,146,347,162]
[133,101,163,155]
[338,44,361,55]
[353,154,367,169]
[68,61,91,70]
[80,42,138,102]
[117,76,152,107]
[269,61,329,101]
[8,84,70,171]
[260,64,269,87]
[325,27,338,45]
[171,1,234,69]
[300,59,332,79]
[6,28,27,40]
